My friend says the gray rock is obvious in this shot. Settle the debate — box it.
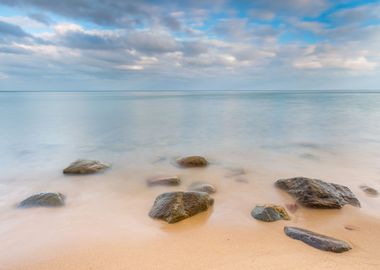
[188,182,216,194]
[359,185,378,196]
[18,192,65,208]
[63,159,110,174]
[147,176,181,186]
[275,177,360,209]
[176,156,208,168]
[149,191,214,223]
[284,226,352,253]
[251,204,290,222]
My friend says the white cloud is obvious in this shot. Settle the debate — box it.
[0,72,8,79]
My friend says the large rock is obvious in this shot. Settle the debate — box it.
[63,159,110,174]
[147,176,181,186]
[18,192,65,208]
[284,226,352,253]
[176,156,208,168]
[275,177,360,209]
[251,204,290,222]
[149,191,214,223]
[188,182,216,194]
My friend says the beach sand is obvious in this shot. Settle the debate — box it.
[1,150,380,270]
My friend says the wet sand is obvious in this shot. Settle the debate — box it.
[1,150,380,270]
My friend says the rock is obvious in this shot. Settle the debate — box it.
[188,182,216,194]
[147,176,181,186]
[235,177,249,183]
[251,204,290,222]
[285,203,299,213]
[176,156,208,168]
[284,226,352,253]
[18,192,65,208]
[344,225,360,231]
[275,177,360,209]
[225,167,245,177]
[149,191,214,223]
[359,185,378,196]
[63,159,110,174]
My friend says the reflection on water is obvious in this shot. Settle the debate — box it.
[0,91,380,267]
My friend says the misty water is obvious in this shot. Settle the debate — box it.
[1,90,380,267]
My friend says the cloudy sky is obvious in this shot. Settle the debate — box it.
[0,0,379,91]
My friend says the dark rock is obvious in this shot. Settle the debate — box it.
[359,185,378,196]
[147,176,181,186]
[18,192,65,208]
[284,226,352,253]
[188,182,216,194]
[63,159,110,174]
[149,191,214,223]
[251,204,290,222]
[176,156,208,168]
[275,177,360,209]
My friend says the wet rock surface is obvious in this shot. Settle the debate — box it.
[284,226,352,253]
[251,204,290,222]
[63,159,110,174]
[18,192,65,208]
[149,191,214,223]
[275,177,360,208]
[147,176,181,186]
[176,156,208,168]
[360,185,378,196]
[188,182,216,194]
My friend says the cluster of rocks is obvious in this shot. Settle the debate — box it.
[18,155,379,254]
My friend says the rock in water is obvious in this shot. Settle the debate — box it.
[149,191,214,223]
[275,177,360,208]
[176,156,208,168]
[359,185,378,196]
[251,204,290,222]
[147,176,181,186]
[63,159,110,174]
[188,182,216,194]
[18,192,65,208]
[284,226,352,253]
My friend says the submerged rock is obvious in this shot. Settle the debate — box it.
[284,226,352,253]
[275,177,360,209]
[225,167,245,177]
[188,182,216,194]
[359,185,378,196]
[285,203,299,213]
[147,176,181,186]
[251,204,290,222]
[149,191,214,223]
[63,159,110,174]
[18,192,65,208]
[176,156,208,168]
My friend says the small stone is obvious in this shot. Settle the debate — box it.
[344,225,360,231]
[63,159,110,174]
[275,177,360,209]
[359,185,378,196]
[188,182,216,194]
[235,177,249,183]
[147,176,181,186]
[149,191,214,223]
[284,226,352,253]
[176,156,208,168]
[225,167,245,177]
[18,192,65,208]
[285,203,299,213]
[251,204,290,222]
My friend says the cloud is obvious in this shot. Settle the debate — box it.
[0,72,8,79]
[0,20,29,37]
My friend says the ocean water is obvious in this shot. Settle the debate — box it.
[1,90,380,268]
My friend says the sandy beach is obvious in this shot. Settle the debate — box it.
[1,149,380,270]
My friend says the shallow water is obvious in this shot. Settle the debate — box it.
[1,91,380,269]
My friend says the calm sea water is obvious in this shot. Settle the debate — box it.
[1,90,380,169]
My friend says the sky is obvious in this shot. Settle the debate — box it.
[0,0,380,91]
